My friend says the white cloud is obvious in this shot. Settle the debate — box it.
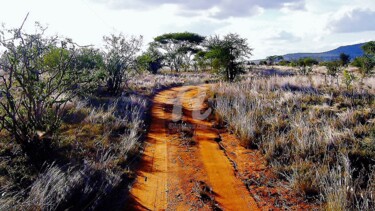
[160,20,230,36]
[91,0,306,19]
[328,8,375,33]
[267,31,301,42]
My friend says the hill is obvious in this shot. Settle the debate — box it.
[282,43,365,61]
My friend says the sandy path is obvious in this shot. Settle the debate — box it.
[127,85,259,210]
[127,89,176,210]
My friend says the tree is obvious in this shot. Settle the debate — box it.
[279,60,291,66]
[266,55,283,66]
[75,47,104,70]
[352,56,374,77]
[339,53,350,67]
[193,50,209,71]
[136,45,163,74]
[295,57,318,75]
[74,47,106,88]
[103,34,142,94]
[152,32,205,72]
[362,41,375,56]
[351,42,375,79]
[0,23,90,158]
[205,33,252,82]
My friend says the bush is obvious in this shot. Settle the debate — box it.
[103,34,142,94]
[352,56,374,77]
[0,23,91,159]
[295,58,318,75]
[136,48,162,74]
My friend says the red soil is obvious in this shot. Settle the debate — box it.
[126,85,312,210]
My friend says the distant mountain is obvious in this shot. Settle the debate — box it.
[282,43,366,62]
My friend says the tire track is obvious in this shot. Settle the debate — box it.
[127,85,260,211]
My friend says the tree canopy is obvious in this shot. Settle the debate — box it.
[154,32,205,45]
[362,41,375,56]
[266,55,283,65]
[137,45,163,74]
[205,33,252,81]
[153,32,205,72]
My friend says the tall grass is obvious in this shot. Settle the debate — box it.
[213,75,375,209]
[0,94,148,210]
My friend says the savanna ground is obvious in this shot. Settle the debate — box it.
[2,64,374,210]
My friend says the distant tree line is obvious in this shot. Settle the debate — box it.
[258,44,375,81]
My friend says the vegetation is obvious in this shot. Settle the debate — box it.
[278,60,291,66]
[351,42,375,80]
[266,55,283,66]
[343,69,356,90]
[259,60,268,65]
[205,33,252,82]
[339,53,351,67]
[152,32,205,72]
[325,60,342,85]
[193,50,209,71]
[136,45,163,74]
[0,23,92,161]
[1,17,374,210]
[292,57,319,75]
[0,23,215,209]
[103,34,143,94]
[213,74,375,210]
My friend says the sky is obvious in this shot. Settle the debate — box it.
[0,0,374,59]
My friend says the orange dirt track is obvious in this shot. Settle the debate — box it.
[126,85,260,211]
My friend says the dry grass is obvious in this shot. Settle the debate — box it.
[213,74,375,209]
[0,93,148,210]
[128,72,217,95]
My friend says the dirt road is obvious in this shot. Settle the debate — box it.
[127,85,259,210]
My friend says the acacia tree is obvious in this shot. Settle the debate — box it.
[0,23,90,157]
[136,45,163,74]
[103,34,142,94]
[205,33,252,82]
[193,51,209,71]
[266,55,283,66]
[152,32,205,72]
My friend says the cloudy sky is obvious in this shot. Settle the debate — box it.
[0,0,374,59]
